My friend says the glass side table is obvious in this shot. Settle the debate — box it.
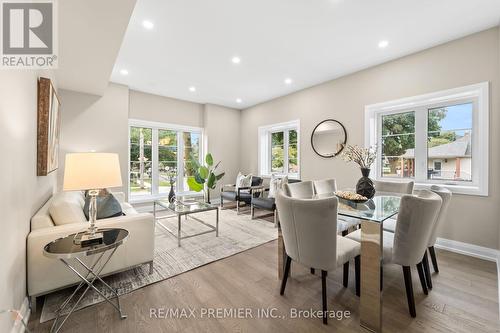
[43,228,129,333]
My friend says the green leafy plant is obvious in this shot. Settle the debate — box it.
[187,153,225,203]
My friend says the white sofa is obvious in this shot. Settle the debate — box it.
[27,191,154,309]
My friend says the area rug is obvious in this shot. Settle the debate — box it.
[40,208,277,323]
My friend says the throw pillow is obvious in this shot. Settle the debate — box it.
[235,172,252,189]
[83,189,124,221]
[268,175,288,198]
[49,192,87,226]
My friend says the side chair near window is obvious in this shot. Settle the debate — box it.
[220,176,263,214]
[383,185,452,289]
[276,191,360,325]
[346,190,442,317]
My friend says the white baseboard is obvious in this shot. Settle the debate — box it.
[435,237,500,262]
[9,297,30,333]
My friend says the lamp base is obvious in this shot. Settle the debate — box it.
[75,231,104,247]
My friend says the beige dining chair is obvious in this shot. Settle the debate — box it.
[276,191,361,325]
[313,178,361,236]
[346,190,442,317]
[283,180,315,198]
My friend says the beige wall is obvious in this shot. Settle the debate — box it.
[241,27,500,249]
[204,104,241,197]
[129,90,204,127]
[58,83,130,193]
[0,71,58,331]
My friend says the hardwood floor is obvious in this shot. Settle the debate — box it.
[28,240,499,333]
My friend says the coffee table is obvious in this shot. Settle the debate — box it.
[43,228,128,333]
[153,199,219,246]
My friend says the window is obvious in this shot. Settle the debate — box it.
[259,120,300,178]
[129,120,203,201]
[366,82,489,196]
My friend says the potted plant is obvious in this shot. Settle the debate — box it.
[187,153,225,203]
[341,145,377,198]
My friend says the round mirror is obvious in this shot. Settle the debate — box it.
[311,119,347,158]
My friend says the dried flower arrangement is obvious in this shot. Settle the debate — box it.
[341,145,377,169]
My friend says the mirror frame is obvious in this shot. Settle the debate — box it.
[310,119,347,158]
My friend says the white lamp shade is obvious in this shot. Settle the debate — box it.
[63,153,123,191]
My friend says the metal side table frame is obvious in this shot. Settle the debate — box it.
[43,228,129,333]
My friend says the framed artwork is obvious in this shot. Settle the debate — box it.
[37,77,61,176]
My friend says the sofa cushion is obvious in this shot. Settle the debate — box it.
[252,197,276,210]
[49,192,87,226]
[83,189,123,220]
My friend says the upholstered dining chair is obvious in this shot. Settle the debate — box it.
[346,190,442,317]
[313,179,361,236]
[283,180,315,198]
[276,191,361,325]
[377,180,414,233]
[220,176,263,214]
[422,186,452,287]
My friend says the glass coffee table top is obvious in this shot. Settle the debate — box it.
[155,199,218,215]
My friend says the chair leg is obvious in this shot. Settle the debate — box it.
[236,200,240,214]
[310,268,315,275]
[416,262,428,295]
[274,209,278,228]
[422,252,432,289]
[341,230,348,236]
[149,261,154,274]
[220,196,224,209]
[250,204,255,219]
[280,255,292,295]
[30,296,37,313]
[321,270,328,325]
[402,266,416,317]
[355,255,360,297]
[343,261,349,288]
[429,246,439,273]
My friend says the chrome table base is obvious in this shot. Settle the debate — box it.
[50,248,127,333]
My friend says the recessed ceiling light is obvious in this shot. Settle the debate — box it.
[189,86,196,92]
[378,40,389,48]
[231,56,241,64]
[236,98,242,104]
[119,69,129,76]
[142,20,154,30]
[284,78,293,85]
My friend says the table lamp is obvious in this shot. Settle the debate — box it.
[63,153,123,245]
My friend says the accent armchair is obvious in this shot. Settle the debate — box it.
[220,176,263,214]
[251,179,301,227]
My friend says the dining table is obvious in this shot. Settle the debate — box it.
[277,192,402,333]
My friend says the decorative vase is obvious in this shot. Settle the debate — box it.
[204,188,211,204]
[168,184,176,203]
[356,168,376,199]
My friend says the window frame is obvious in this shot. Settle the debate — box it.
[365,82,489,196]
[128,119,204,203]
[258,119,300,179]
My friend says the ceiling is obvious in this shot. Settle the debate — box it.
[111,0,500,109]
[57,0,137,95]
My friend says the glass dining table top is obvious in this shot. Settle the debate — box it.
[312,192,402,223]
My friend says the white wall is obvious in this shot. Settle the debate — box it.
[58,83,130,193]
[240,27,500,250]
[0,71,58,332]
[204,104,241,197]
[129,90,204,127]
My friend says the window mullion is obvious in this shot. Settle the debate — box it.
[152,128,159,196]
[284,130,289,175]
[177,131,184,192]
[414,108,427,182]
